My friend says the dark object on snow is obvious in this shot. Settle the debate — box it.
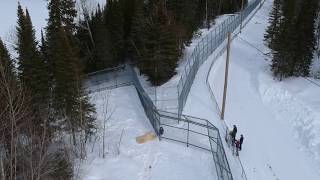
[159,127,164,136]
[229,125,237,145]
[235,140,241,156]
[239,134,244,151]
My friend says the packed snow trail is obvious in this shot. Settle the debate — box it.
[184,0,320,179]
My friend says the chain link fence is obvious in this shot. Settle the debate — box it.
[129,64,234,180]
[129,65,161,136]
[205,0,266,179]
[158,110,233,180]
[178,0,264,117]
[84,65,133,94]
[85,1,265,179]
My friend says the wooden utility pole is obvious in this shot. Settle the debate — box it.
[221,32,232,120]
[240,0,245,33]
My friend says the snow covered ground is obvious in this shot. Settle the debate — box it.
[2,0,320,179]
[188,0,320,179]
[138,14,233,113]
[77,86,217,180]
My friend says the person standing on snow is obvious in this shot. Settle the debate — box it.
[239,134,244,151]
[229,125,237,145]
[235,140,241,156]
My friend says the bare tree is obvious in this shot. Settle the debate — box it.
[77,0,95,47]
[0,53,32,180]
[101,91,115,158]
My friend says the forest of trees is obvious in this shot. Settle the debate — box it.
[264,0,320,80]
[0,0,246,179]
[78,0,245,85]
[0,1,95,179]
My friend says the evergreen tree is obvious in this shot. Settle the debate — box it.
[61,0,77,37]
[25,9,50,106]
[92,5,114,69]
[270,0,296,79]
[129,0,147,60]
[46,0,95,143]
[140,0,179,85]
[16,3,30,83]
[104,0,125,63]
[16,4,49,116]
[167,0,197,50]
[264,0,282,49]
[0,38,14,78]
[269,0,319,79]
[76,0,244,84]
[293,0,319,76]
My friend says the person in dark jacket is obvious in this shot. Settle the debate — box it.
[239,134,244,151]
[159,127,164,136]
[235,140,241,156]
[229,125,237,145]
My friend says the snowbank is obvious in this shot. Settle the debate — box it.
[259,74,320,172]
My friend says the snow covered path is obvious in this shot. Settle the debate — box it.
[185,0,320,179]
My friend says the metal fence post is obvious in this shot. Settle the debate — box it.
[187,121,190,147]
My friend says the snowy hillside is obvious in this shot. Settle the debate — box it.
[79,0,320,179]
[1,0,319,180]
[199,0,320,179]
[77,86,216,180]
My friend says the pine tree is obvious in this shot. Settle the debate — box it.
[25,9,50,106]
[61,0,77,37]
[76,0,245,83]
[16,4,49,116]
[270,0,319,79]
[264,0,282,49]
[46,0,76,114]
[129,0,147,60]
[16,3,29,82]
[293,0,319,76]
[92,5,114,69]
[46,0,95,143]
[104,0,125,63]
[0,38,14,78]
[140,0,179,85]
[167,0,197,49]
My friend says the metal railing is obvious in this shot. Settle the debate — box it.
[84,1,266,179]
[128,64,234,180]
[158,110,233,180]
[177,0,264,117]
[205,0,267,179]
[84,65,133,94]
[129,65,161,136]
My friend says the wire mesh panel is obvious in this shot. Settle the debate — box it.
[158,111,234,180]
[129,65,161,136]
[159,112,215,152]
[207,121,233,180]
[84,65,133,94]
[118,1,265,179]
